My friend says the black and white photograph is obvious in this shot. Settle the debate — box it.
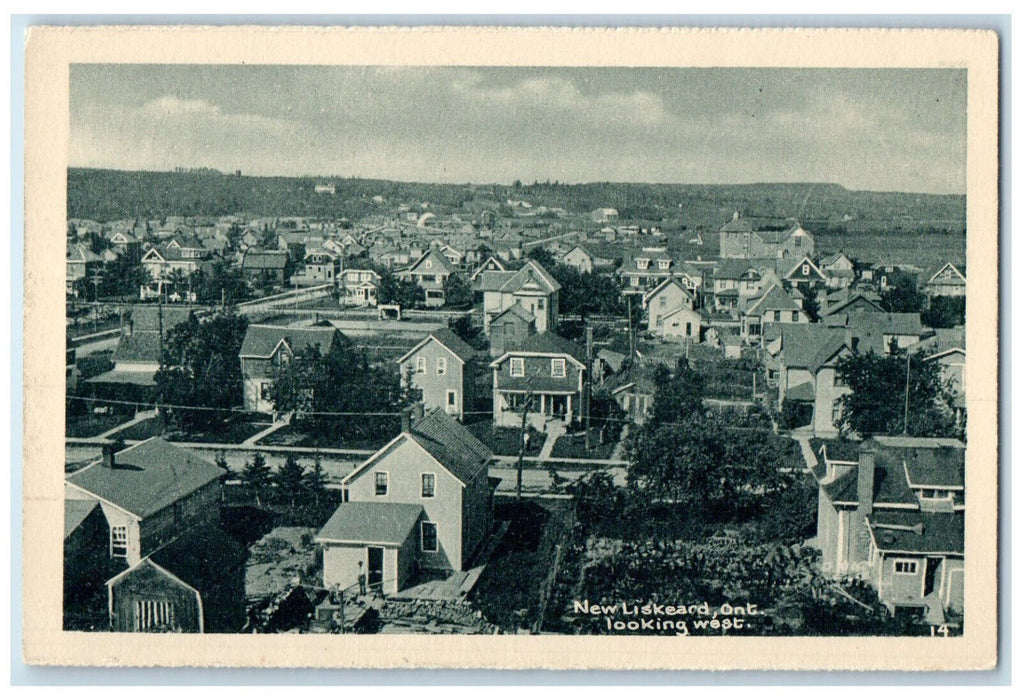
[22,25,999,670]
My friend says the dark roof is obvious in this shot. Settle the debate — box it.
[242,250,289,270]
[869,436,965,489]
[64,499,100,539]
[867,511,964,555]
[66,438,225,519]
[83,369,158,386]
[822,294,884,317]
[474,270,517,292]
[822,455,917,507]
[824,311,925,337]
[605,365,658,395]
[130,306,193,333]
[499,260,561,294]
[112,332,163,364]
[240,325,339,358]
[316,502,424,546]
[810,438,862,463]
[719,216,797,234]
[490,302,535,325]
[504,331,584,363]
[143,525,247,593]
[746,284,801,315]
[785,380,815,403]
[407,408,492,484]
[425,328,476,363]
[780,325,848,372]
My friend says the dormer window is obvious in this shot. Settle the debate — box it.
[510,357,525,377]
[658,260,670,270]
[636,258,650,270]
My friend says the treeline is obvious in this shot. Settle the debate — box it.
[68,168,967,232]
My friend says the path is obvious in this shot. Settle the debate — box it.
[535,421,566,461]
[788,426,817,473]
[95,409,157,439]
[242,414,291,446]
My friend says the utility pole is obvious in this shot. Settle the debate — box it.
[515,392,535,500]
[903,353,911,435]
[584,322,593,451]
[627,295,635,361]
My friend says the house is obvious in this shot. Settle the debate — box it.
[241,249,290,286]
[66,243,102,295]
[487,303,535,358]
[718,212,815,260]
[84,306,193,393]
[824,311,927,354]
[490,332,586,430]
[820,252,856,289]
[922,262,967,299]
[317,408,495,594]
[140,244,208,284]
[108,231,142,263]
[775,325,853,436]
[106,524,246,633]
[605,366,657,424]
[470,254,508,282]
[478,259,560,335]
[617,247,700,296]
[399,249,456,307]
[821,291,884,318]
[296,249,341,286]
[740,283,809,342]
[643,277,696,335]
[65,438,226,568]
[339,269,381,307]
[918,327,966,420]
[559,245,595,274]
[660,306,705,342]
[782,256,828,288]
[591,207,619,223]
[239,324,344,413]
[812,436,965,622]
[709,259,765,312]
[397,328,477,420]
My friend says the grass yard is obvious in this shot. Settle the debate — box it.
[106,415,166,441]
[259,417,400,451]
[549,433,619,461]
[65,412,131,438]
[168,419,272,445]
[466,422,545,457]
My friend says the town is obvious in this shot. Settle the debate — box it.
[64,169,967,636]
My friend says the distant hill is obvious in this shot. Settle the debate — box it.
[67,168,966,235]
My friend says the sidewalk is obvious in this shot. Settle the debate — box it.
[243,413,291,446]
[96,409,158,440]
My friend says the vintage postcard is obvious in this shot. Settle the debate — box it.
[22,25,999,670]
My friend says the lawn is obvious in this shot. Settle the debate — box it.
[258,417,400,451]
[65,412,131,438]
[106,415,166,441]
[548,433,619,461]
[470,497,575,632]
[466,422,545,457]
[168,419,272,445]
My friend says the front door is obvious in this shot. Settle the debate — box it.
[924,557,941,596]
[367,546,384,590]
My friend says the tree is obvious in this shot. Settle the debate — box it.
[648,360,705,425]
[376,269,425,308]
[153,311,248,431]
[625,412,792,517]
[241,452,272,507]
[447,315,488,351]
[921,296,965,329]
[880,270,925,313]
[835,349,958,438]
[526,246,558,271]
[442,273,473,309]
[190,260,251,305]
[306,453,327,506]
[275,455,307,507]
[796,282,821,322]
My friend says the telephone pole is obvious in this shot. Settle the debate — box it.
[903,353,911,435]
[584,322,593,451]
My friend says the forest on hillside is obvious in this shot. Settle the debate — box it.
[67,168,967,235]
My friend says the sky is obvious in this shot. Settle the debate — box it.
[69,65,967,195]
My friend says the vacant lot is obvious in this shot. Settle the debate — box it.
[549,433,618,461]
[259,417,401,451]
[466,422,545,457]
[65,411,130,438]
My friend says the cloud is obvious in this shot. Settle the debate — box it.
[137,95,292,134]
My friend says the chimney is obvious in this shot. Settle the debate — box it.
[411,401,425,423]
[857,447,876,516]
[401,407,412,434]
[101,440,124,469]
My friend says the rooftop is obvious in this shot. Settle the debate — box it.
[316,502,424,546]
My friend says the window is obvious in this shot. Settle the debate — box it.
[436,357,447,375]
[447,390,457,408]
[134,599,177,632]
[510,357,525,377]
[435,275,443,284]
[421,473,436,498]
[802,264,810,276]
[421,522,438,552]
[832,404,842,424]
[416,357,427,374]
[659,296,667,308]
[537,298,545,310]
[834,373,847,387]
[636,258,650,270]
[110,526,128,559]
[551,358,566,378]
[893,560,919,575]
[791,311,799,322]
[658,260,670,270]
[773,310,781,323]
[260,382,272,400]
[685,322,692,336]
[425,260,433,268]
[374,472,388,496]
